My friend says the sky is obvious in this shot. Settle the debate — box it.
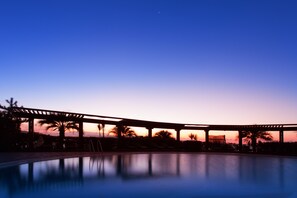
[0,0,297,139]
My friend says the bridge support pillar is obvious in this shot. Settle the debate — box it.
[176,129,181,142]
[279,130,284,144]
[117,125,123,140]
[279,130,284,153]
[79,122,84,149]
[252,132,257,153]
[205,130,209,150]
[102,123,105,138]
[238,130,243,152]
[28,118,34,149]
[147,127,153,138]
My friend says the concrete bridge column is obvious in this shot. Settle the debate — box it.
[28,118,34,149]
[102,123,105,138]
[279,130,284,144]
[176,129,181,142]
[28,118,34,133]
[238,130,243,152]
[117,125,123,140]
[79,122,84,149]
[251,131,257,153]
[205,130,209,150]
[147,127,153,138]
[279,130,284,153]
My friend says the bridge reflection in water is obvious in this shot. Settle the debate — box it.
[0,153,297,198]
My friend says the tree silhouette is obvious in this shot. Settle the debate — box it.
[109,125,137,138]
[0,98,23,150]
[1,97,18,109]
[0,98,20,129]
[154,130,173,139]
[0,97,25,129]
[97,123,105,138]
[189,133,198,141]
[38,114,79,149]
[241,130,273,152]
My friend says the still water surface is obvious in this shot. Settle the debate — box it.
[0,153,297,198]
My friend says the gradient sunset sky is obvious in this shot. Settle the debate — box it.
[1,0,297,132]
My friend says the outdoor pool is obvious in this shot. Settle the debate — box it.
[0,153,297,198]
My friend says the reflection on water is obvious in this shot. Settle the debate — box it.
[0,153,297,198]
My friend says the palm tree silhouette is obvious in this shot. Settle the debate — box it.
[97,123,105,138]
[0,97,19,116]
[189,133,198,141]
[0,98,28,150]
[109,125,137,138]
[2,97,18,109]
[0,97,26,130]
[241,130,273,152]
[154,130,173,139]
[38,114,79,149]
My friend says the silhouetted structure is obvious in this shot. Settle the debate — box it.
[9,107,297,152]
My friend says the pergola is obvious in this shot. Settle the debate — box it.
[10,107,297,151]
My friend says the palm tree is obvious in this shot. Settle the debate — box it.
[0,110,19,150]
[109,125,137,138]
[154,130,173,139]
[97,123,105,138]
[241,130,273,152]
[189,133,198,141]
[0,97,22,118]
[0,98,27,150]
[38,114,79,148]
[0,97,18,110]
[0,97,26,132]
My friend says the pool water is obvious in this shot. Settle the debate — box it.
[0,153,297,198]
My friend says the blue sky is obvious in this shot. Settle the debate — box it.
[1,0,297,126]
